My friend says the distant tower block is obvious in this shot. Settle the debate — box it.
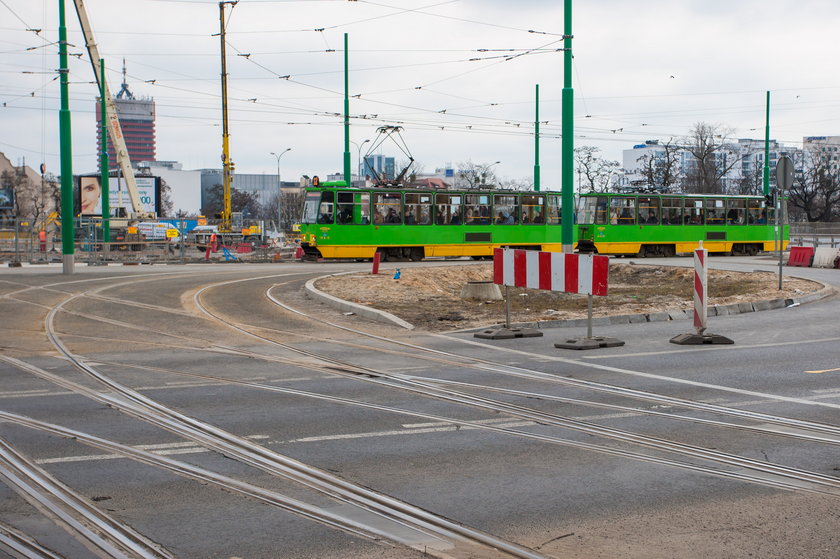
[96,59,156,168]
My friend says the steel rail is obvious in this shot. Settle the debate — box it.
[265,285,840,437]
[0,438,174,559]
[39,295,549,559]
[0,522,64,559]
[35,275,838,494]
[0,410,409,546]
[193,284,840,489]
[74,359,840,496]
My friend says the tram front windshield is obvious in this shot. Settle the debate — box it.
[301,192,321,224]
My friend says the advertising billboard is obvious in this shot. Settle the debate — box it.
[0,186,14,210]
[78,175,160,216]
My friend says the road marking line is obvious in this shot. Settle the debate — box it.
[35,435,269,464]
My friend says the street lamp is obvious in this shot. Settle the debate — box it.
[350,139,370,183]
[270,148,292,190]
[482,160,501,188]
[270,148,291,228]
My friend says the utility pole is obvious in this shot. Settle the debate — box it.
[561,0,574,253]
[534,83,541,192]
[763,91,770,196]
[58,0,74,274]
[343,33,351,186]
[218,1,237,234]
[99,58,110,243]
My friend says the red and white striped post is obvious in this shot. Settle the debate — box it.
[693,242,708,334]
[671,241,733,345]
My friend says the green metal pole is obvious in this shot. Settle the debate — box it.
[58,0,74,273]
[100,58,110,243]
[534,84,540,192]
[763,90,770,196]
[343,33,351,186]
[560,0,574,252]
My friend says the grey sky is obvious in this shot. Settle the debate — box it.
[2,0,839,186]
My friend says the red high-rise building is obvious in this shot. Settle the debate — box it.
[96,61,155,168]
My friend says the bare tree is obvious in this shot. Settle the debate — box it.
[202,183,261,218]
[455,160,500,189]
[734,160,764,196]
[788,149,840,222]
[159,178,174,217]
[574,146,620,192]
[2,168,59,227]
[633,139,681,192]
[681,122,741,194]
[278,190,305,231]
[498,177,534,191]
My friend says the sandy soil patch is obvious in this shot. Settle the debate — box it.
[314,263,822,332]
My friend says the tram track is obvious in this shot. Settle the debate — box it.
[0,522,64,559]
[5,267,840,558]
[30,273,840,496]
[18,284,551,559]
[0,436,174,559]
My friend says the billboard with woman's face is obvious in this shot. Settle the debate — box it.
[0,186,14,209]
[77,175,160,216]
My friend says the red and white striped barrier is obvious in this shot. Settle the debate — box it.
[693,246,707,332]
[493,248,609,296]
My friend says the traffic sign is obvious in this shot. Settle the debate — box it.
[776,155,794,190]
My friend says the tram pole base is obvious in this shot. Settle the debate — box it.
[669,332,734,345]
[474,327,543,340]
[554,336,625,350]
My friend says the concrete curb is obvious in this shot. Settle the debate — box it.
[305,273,415,330]
[306,271,834,334]
[450,282,836,334]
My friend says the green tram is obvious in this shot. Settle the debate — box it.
[577,192,787,257]
[298,183,787,260]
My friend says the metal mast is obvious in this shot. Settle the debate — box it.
[218,1,237,233]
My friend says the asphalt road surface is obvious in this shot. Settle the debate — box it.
[1,255,838,559]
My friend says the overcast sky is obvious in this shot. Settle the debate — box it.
[2,0,840,187]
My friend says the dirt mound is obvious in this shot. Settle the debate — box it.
[315,263,821,332]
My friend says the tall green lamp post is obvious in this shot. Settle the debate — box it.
[561,0,574,253]
[59,0,74,274]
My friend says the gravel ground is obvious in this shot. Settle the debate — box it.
[314,263,822,332]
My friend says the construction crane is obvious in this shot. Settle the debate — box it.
[217,1,237,234]
[71,0,154,221]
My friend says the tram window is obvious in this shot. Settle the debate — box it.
[705,199,725,225]
[493,194,518,225]
[336,191,370,225]
[521,194,545,224]
[435,193,462,225]
[610,197,636,225]
[404,192,432,225]
[301,191,321,224]
[747,199,761,224]
[726,199,746,225]
[546,195,562,225]
[684,198,704,225]
[317,191,334,224]
[373,192,402,225]
[577,196,605,225]
[464,194,491,224]
[638,197,659,225]
[661,197,681,225]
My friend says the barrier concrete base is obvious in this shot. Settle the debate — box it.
[554,336,625,350]
[670,332,734,345]
[474,327,543,340]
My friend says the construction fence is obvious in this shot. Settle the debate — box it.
[0,219,296,266]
